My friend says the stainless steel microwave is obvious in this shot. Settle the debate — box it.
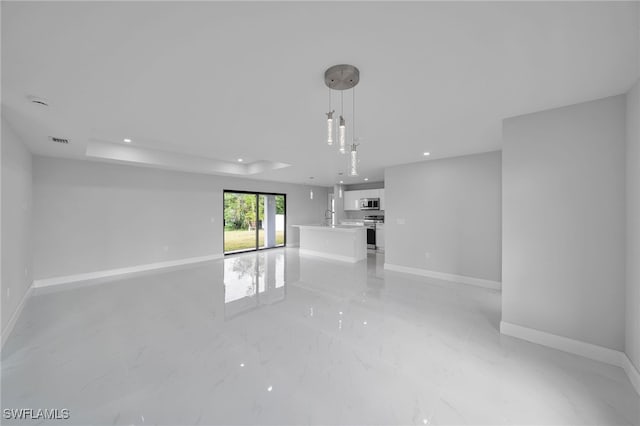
[360,198,380,210]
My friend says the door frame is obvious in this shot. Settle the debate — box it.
[223,190,287,255]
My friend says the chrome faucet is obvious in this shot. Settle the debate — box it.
[324,209,334,225]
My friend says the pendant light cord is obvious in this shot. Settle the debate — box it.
[353,86,356,145]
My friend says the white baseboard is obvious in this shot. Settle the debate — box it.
[2,254,222,351]
[299,248,363,263]
[384,263,501,290]
[32,254,224,289]
[500,321,639,396]
[621,353,640,396]
[1,286,33,349]
[500,321,622,365]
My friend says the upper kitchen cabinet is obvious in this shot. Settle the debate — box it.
[344,190,361,211]
[343,188,386,211]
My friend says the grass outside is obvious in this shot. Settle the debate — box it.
[224,229,285,252]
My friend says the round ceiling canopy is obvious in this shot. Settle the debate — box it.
[324,64,360,90]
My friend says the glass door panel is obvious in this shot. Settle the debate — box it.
[224,192,258,253]
[275,194,285,246]
[258,194,266,249]
[224,191,286,254]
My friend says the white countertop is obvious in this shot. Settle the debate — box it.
[293,224,366,233]
[340,220,364,226]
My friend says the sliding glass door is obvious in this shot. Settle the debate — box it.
[223,191,286,254]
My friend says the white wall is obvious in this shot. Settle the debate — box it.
[384,151,502,282]
[1,118,33,337]
[637,2,640,79]
[502,95,626,351]
[32,156,328,280]
[627,79,640,371]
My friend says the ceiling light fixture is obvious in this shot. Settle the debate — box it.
[339,115,346,154]
[349,144,359,177]
[237,158,244,162]
[326,98,334,146]
[364,178,369,181]
[325,64,361,175]
[423,152,430,156]
[123,138,132,143]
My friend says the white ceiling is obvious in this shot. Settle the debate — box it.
[2,1,639,186]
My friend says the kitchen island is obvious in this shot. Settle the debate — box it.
[293,224,367,263]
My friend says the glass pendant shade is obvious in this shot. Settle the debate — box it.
[310,190,314,200]
[326,111,334,145]
[349,145,358,176]
[339,116,346,154]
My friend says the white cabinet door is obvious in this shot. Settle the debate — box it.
[359,189,378,199]
[344,191,361,211]
[379,189,385,211]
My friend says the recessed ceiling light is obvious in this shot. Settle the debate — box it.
[339,180,343,184]
[423,152,430,156]
[237,158,243,162]
[364,178,369,181]
[123,138,132,143]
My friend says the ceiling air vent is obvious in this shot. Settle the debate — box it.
[27,95,49,107]
[49,136,69,144]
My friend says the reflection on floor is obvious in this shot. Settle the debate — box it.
[2,248,638,425]
[224,250,286,318]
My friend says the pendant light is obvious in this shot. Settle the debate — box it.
[349,143,359,176]
[326,111,334,145]
[326,86,334,145]
[339,115,346,154]
[309,176,315,200]
[325,64,360,159]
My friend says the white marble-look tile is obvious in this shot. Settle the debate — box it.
[2,248,638,425]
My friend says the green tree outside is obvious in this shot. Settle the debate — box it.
[224,193,285,230]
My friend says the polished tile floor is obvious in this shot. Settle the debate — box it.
[2,248,639,425]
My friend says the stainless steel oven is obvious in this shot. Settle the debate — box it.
[363,215,384,250]
[364,222,376,249]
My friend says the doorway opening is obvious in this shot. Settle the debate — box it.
[223,191,286,254]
